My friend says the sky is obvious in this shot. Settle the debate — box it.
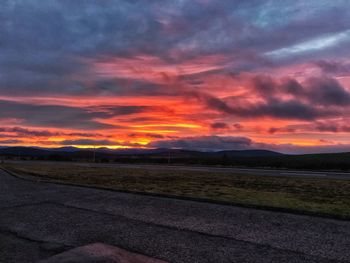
[1,0,350,154]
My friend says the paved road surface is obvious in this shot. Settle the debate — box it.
[7,160,350,180]
[0,169,350,262]
[100,163,350,180]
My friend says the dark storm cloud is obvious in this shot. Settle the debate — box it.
[314,122,350,133]
[0,127,53,137]
[0,0,164,95]
[0,127,103,137]
[190,91,336,121]
[60,139,143,147]
[251,75,304,97]
[1,0,350,151]
[189,73,350,120]
[149,135,253,151]
[268,121,350,134]
[0,100,152,130]
[250,99,325,120]
[315,60,350,74]
[305,77,350,106]
[0,139,23,144]
[60,139,116,146]
[90,78,179,97]
[0,100,114,129]
[128,133,165,139]
[210,122,229,129]
[149,135,350,154]
[93,105,156,116]
[1,0,350,96]
[250,75,350,109]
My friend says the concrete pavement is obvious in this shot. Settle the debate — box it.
[0,168,350,262]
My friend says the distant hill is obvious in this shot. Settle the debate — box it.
[216,149,283,157]
[0,146,282,158]
[0,146,50,156]
[1,146,349,170]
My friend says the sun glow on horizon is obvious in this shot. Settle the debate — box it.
[1,1,350,154]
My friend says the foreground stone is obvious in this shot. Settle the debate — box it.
[39,243,168,263]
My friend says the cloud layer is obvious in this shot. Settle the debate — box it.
[0,0,350,153]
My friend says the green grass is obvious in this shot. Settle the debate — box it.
[2,162,350,219]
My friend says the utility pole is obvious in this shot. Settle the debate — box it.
[93,146,96,163]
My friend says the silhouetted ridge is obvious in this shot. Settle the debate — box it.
[1,146,350,170]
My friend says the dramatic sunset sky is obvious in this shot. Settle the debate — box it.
[1,0,350,153]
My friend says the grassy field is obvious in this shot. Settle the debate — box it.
[2,162,350,219]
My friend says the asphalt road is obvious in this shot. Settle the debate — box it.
[7,160,350,180]
[1,169,350,262]
[80,162,350,180]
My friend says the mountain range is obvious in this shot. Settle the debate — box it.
[1,146,350,170]
[0,146,282,157]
